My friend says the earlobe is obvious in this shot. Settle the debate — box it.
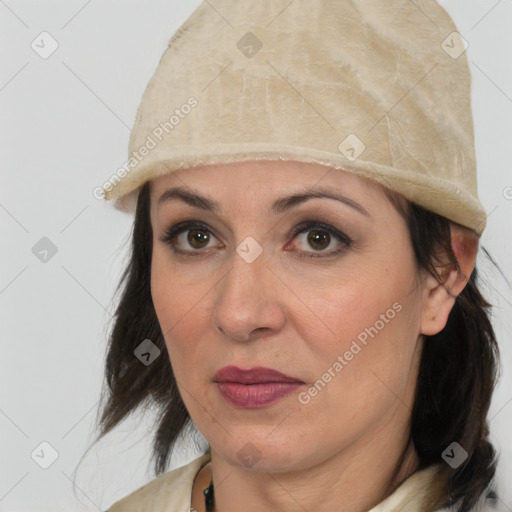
[420,224,479,336]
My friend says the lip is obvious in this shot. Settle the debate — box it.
[213,366,304,408]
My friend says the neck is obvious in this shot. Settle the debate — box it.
[195,427,420,512]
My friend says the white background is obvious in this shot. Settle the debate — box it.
[1,1,511,511]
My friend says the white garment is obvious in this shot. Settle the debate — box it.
[105,453,498,511]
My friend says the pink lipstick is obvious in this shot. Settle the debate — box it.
[213,366,304,408]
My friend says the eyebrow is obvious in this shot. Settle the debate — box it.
[158,186,370,217]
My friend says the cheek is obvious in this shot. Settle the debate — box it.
[150,246,215,378]
[303,259,418,358]
[297,256,422,414]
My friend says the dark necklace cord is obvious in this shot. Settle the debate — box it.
[203,478,214,511]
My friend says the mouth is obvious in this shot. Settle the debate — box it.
[213,366,305,408]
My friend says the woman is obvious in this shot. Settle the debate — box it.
[96,1,501,510]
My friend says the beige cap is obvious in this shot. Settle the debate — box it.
[103,0,487,235]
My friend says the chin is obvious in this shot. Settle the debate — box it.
[212,427,323,474]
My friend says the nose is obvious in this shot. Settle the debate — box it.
[212,244,286,342]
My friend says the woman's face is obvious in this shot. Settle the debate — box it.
[149,160,427,472]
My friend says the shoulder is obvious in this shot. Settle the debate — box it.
[105,453,211,512]
[435,489,503,512]
[369,463,503,512]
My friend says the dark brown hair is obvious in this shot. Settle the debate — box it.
[91,180,501,512]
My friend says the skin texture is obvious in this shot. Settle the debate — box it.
[149,160,478,512]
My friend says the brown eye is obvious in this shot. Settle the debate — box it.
[187,229,210,249]
[307,229,331,251]
[290,221,352,258]
[160,221,220,255]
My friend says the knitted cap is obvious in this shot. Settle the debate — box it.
[103,0,487,235]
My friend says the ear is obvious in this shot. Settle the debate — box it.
[420,224,479,336]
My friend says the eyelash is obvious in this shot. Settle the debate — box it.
[159,220,352,259]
